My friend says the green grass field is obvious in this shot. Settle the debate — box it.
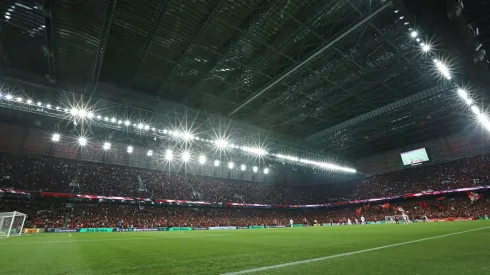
[1,221,490,274]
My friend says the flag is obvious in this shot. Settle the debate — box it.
[382,202,391,209]
[436,197,445,201]
[363,204,371,211]
[393,206,405,212]
[419,201,428,208]
[355,207,362,216]
[467,192,481,203]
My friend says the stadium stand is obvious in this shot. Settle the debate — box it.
[1,153,489,204]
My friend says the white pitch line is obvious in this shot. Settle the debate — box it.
[221,226,490,275]
[0,233,230,245]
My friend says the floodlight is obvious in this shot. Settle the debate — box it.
[96,115,101,120]
[215,139,228,148]
[27,99,32,104]
[111,117,116,123]
[102,142,111,150]
[410,31,418,38]
[471,105,480,115]
[457,89,472,105]
[182,151,191,162]
[152,127,155,131]
[51,133,60,142]
[124,120,130,126]
[264,168,269,174]
[228,162,234,169]
[86,112,93,119]
[214,160,220,167]
[46,104,51,109]
[183,132,193,141]
[5,94,12,100]
[37,101,42,106]
[56,106,60,110]
[240,164,246,171]
[16,97,22,102]
[165,149,173,161]
[137,123,143,129]
[118,120,122,124]
[78,137,87,146]
[104,117,108,121]
[147,150,153,157]
[253,166,258,173]
[127,146,133,154]
[144,125,149,130]
[434,60,451,80]
[199,155,206,165]
[422,44,431,52]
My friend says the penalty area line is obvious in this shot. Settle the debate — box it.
[221,226,490,275]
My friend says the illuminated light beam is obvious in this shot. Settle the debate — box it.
[434,59,451,80]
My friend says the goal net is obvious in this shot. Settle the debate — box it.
[0,211,27,238]
[385,215,410,223]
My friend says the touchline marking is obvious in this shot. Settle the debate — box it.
[221,226,490,275]
[0,233,229,245]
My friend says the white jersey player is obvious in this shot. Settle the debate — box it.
[402,213,409,224]
[360,215,366,225]
[347,218,352,225]
[289,219,294,228]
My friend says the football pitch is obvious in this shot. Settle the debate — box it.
[1,221,490,275]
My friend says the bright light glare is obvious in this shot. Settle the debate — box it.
[182,151,191,162]
[79,109,87,118]
[240,164,246,171]
[127,146,133,153]
[410,31,418,38]
[199,155,206,164]
[215,139,228,149]
[147,150,153,157]
[78,137,87,146]
[5,94,12,100]
[102,142,111,150]
[471,105,480,115]
[214,160,220,167]
[27,99,32,104]
[124,120,130,126]
[16,97,22,102]
[111,117,116,123]
[137,123,143,129]
[253,166,258,173]
[51,133,60,142]
[242,146,267,156]
[434,59,451,80]
[183,132,193,141]
[144,125,150,130]
[87,112,94,119]
[457,89,472,105]
[264,168,269,174]
[422,44,431,52]
[228,162,234,169]
[165,150,173,161]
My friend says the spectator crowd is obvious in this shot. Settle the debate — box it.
[2,153,490,205]
[1,152,490,229]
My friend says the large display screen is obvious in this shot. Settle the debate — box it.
[400,148,429,166]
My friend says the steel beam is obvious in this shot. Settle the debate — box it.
[157,0,228,95]
[130,0,168,84]
[185,0,282,102]
[43,0,58,84]
[305,84,450,143]
[229,1,392,116]
[91,0,116,93]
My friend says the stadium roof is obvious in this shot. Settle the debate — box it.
[0,0,489,161]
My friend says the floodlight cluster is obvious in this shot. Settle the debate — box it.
[0,93,357,173]
[275,154,356,173]
[399,8,490,134]
[48,134,270,174]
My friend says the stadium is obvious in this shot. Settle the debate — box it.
[0,0,490,274]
